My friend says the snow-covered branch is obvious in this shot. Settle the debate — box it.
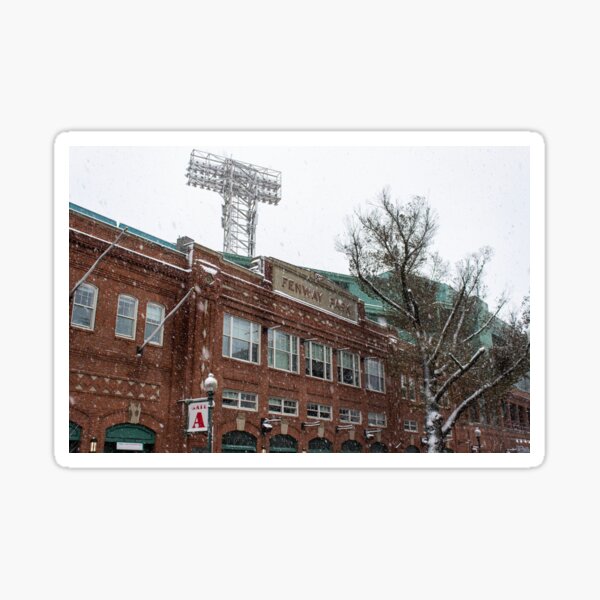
[461,297,507,344]
[433,346,486,405]
[441,343,530,435]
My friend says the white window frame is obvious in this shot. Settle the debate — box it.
[339,407,362,424]
[365,358,386,393]
[268,397,299,417]
[307,402,332,420]
[222,313,261,364]
[368,412,387,427]
[337,350,361,388]
[222,389,258,411]
[71,283,98,330]
[404,419,418,432]
[144,302,165,346]
[304,341,332,381]
[115,294,138,340]
[268,329,299,373]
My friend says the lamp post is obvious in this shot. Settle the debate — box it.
[474,427,482,453]
[204,373,217,453]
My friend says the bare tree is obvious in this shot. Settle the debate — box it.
[338,190,530,452]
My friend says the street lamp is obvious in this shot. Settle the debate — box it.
[204,373,217,453]
[474,427,482,453]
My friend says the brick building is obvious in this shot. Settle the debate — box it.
[68,203,529,454]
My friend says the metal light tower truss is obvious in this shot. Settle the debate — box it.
[186,150,281,257]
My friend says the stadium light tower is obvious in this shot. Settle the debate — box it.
[185,150,281,257]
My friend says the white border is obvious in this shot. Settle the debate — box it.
[55,130,545,469]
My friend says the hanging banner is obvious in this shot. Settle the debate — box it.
[187,399,209,432]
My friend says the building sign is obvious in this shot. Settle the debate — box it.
[187,399,210,432]
[116,442,144,451]
[271,261,359,322]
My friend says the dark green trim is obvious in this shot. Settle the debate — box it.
[269,434,298,453]
[222,431,257,453]
[341,440,362,453]
[370,442,389,453]
[222,445,257,453]
[69,421,82,441]
[308,438,332,453]
[104,424,156,444]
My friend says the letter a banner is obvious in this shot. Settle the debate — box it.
[187,400,209,432]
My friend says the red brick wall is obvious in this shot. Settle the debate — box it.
[69,209,529,454]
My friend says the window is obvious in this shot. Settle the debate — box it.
[368,412,387,427]
[223,314,260,364]
[268,329,299,373]
[404,419,418,432]
[304,341,332,380]
[115,295,138,339]
[469,403,480,423]
[365,358,385,392]
[307,403,332,420]
[71,283,98,330]
[222,389,258,411]
[339,407,361,424]
[268,397,298,417]
[400,374,408,400]
[144,303,165,346]
[408,377,416,402]
[337,350,360,387]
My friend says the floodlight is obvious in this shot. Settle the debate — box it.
[186,150,281,256]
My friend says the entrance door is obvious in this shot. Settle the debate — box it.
[69,421,82,453]
[103,424,156,453]
[308,438,332,453]
[221,431,257,453]
[341,440,362,453]
[269,434,298,453]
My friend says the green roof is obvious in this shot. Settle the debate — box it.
[312,269,387,316]
[69,202,118,227]
[222,253,255,269]
[70,202,180,252]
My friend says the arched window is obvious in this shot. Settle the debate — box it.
[370,442,388,453]
[69,421,82,453]
[104,424,156,453]
[269,434,298,453]
[404,445,420,453]
[222,431,257,453]
[341,440,362,453]
[308,438,332,453]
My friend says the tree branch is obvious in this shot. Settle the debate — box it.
[433,346,487,405]
[441,343,530,435]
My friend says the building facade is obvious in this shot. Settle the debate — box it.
[68,204,529,454]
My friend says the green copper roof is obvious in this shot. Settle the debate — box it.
[222,253,255,269]
[312,269,387,316]
[69,202,118,227]
[70,202,180,252]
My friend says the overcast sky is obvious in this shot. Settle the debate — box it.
[69,144,529,313]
